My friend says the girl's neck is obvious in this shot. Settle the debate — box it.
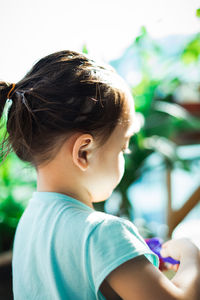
[36,162,94,209]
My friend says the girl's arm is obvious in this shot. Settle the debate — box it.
[105,238,200,300]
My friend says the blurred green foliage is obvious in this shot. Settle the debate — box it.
[82,44,88,54]
[115,26,200,218]
[0,115,36,251]
[181,33,200,64]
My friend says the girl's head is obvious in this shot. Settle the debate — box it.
[0,50,135,202]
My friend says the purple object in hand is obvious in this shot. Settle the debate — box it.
[146,237,180,265]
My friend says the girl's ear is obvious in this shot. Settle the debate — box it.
[72,134,94,171]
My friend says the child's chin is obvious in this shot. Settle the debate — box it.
[103,189,113,200]
[93,190,113,203]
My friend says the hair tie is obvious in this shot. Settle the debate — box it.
[7,83,16,99]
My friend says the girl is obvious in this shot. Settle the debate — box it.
[0,50,199,300]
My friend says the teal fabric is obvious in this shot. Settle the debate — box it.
[12,192,159,300]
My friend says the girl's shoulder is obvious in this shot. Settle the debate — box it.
[86,210,142,245]
[86,210,136,231]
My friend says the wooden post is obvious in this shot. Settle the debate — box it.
[166,167,200,237]
[172,186,200,231]
[166,167,173,238]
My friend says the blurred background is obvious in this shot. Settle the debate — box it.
[0,0,200,297]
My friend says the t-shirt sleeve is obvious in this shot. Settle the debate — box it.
[86,216,159,298]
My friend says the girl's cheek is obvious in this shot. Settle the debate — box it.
[118,154,125,180]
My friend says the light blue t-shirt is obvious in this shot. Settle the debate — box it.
[12,192,159,300]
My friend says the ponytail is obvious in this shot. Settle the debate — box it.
[0,82,14,163]
[0,82,13,119]
[0,83,40,165]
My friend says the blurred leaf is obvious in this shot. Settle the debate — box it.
[132,77,159,115]
[153,101,200,130]
[82,44,88,54]
[181,33,200,64]
[196,8,200,18]
[143,136,178,163]
[135,26,147,44]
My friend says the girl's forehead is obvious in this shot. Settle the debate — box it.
[122,93,136,134]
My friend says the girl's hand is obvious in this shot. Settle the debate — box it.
[160,238,198,261]
[164,262,179,272]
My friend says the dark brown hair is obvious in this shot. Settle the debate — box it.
[0,50,128,168]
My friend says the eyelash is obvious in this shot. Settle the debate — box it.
[122,147,132,155]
